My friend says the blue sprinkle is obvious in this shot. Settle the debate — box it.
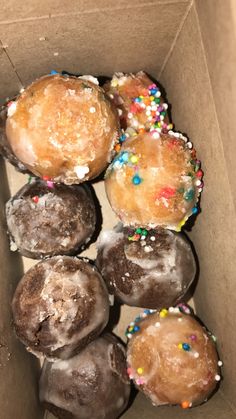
[121,152,129,162]
[144,309,151,314]
[192,206,198,214]
[150,88,158,95]
[50,70,59,75]
[132,174,142,185]
[120,134,127,142]
[134,97,142,103]
[134,326,140,332]
[182,343,191,351]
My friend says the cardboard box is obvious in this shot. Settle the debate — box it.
[0,0,235,417]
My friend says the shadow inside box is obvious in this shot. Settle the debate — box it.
[0,157,43,415]
[105,298,122,333]
[61,70,111,86]
[179,229,200,304]
[0,157,25,294]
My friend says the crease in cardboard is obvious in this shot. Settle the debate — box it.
[158,0,193,78]
[0,40,24,88]
[0,1,190,26]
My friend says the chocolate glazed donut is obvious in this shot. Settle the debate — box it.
[6,179,96,259]
[12,257,110,360]
[39,334,131,419]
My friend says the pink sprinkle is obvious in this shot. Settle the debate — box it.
[127,367,132,376]
[190,334,197,341]
[136,378,144,385]
[46,180,54,188]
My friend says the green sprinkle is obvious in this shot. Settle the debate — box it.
[184,189,195,201]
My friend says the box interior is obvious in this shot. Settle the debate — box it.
[0,0,236,418]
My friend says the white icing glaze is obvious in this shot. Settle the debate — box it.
[78,75,99,85]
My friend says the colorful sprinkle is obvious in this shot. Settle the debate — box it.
[137,367,143,375]
[130,155,139,164]
[192,206,198,215]
[181,401,191,409]
[178,342,191,351]
[32,196,39,203]
[46,180,54,188]
[218,360,223,367]
[136,378,145,385]
[177,303,191,314]
[215,374,221,381]
[184,188,195,201]
[182,343,191,351]
[132,174,142,185]
[160,308,168,318]
[190,334,197,341]
[157,186,176,200]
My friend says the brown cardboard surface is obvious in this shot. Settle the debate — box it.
[0,159,43,419]
[0,0,191,22]
[46,391,236,419]
[0,47,21,102]
[0,0,236,418]
[195,0,236,214]
[159,3,236,410]
[0,1,188,91]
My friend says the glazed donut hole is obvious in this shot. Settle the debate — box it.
[5,74,120,184]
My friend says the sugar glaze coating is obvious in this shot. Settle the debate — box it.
[6,74,120,184]
[126,307,221,408]
[39,334,131,419]
[96,225,196,308]
[105,132,203,231]
[12,256,110,360]
[6,179,96,259]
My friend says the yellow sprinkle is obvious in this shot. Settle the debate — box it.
[130,155,139,164]
[150,95,154,101]
[137,367,143,375]
[168,123,173,129]
[178,343,183,350]
[160,308,168,318]
[128,326,134,332]
[177,218,187,231]
[111,80,118,87]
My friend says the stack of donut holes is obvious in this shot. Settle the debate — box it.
[0,71,221,418]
